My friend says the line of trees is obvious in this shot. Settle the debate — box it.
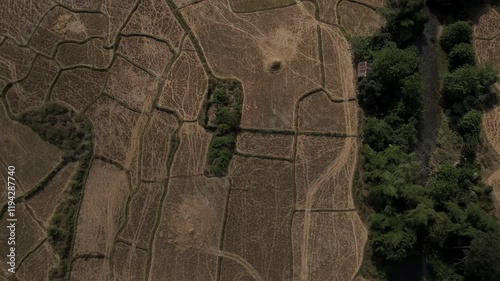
[203,79,243,177]
[355,1,500,280]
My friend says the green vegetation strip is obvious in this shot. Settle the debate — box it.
[201,79,243,177]
[16,103,94,280]
[354,1,500,280]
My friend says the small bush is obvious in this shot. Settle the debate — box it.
[448,43,475,70]
[440,21,473,53]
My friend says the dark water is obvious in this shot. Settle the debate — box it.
[416,10,442,169]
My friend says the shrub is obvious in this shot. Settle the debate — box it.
[440,21,473,53]
[448,43,475,70]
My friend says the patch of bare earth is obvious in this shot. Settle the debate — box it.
[27,162,78,226]
[295,136,358,210]
[140,111,178,181]
[0,39,36,81]
[15,241,59,281]
[70,258,110,281]
[298,91,358,134]
[0,1,54,45]
[52,68,108,112]
[474,7,500,39]
[182,1,322,129]
[483,106,500,155]
[73,160,129,258]
[237,131,294,159]
[292,211,367,281]
[86,96,147,167]
[486,170,500,218]
[30,7,107,56]
[321,25,357,100]
[170,122,211,177]
[104,56,157,112]
[122,0,185,50]
[220,156,293,281]
[149,176,229,281]
[158,39,208,120]
[313,0,341,24]
[0,203,46,275]
[229,0,296,12]
[338,1,385,36]
[118,35,173,76]
[6,56,59,114]
[0,105,62,196]
[56,38,112,68]
[120,183,163,249]
[112,242,147,281]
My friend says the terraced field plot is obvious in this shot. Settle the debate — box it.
[0,0,376,280]
[475,6,500,217]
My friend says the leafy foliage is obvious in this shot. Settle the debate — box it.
[357,47,423,117]
[448,43,475,70]
[18,103,93,161]
[204,79,242,177]
[465,231,500,281]
[440,21,473,53]
[383,0,428,46]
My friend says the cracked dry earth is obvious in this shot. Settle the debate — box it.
[0,0,378,280]
[476,6,500,219]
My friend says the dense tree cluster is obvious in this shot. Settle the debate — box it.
[204,79,242,177]
[18,103,93,161]
[355,1,500,280]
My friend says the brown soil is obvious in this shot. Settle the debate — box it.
[73,160,129,257]
[6,56,59,114]
[237,131,294,158]
[159,38,208,120]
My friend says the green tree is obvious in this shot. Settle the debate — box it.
[448,43,475,70]
[458,110,482,138]
[440,21,473,53]
[358,47,421,114]
[442,65,478,112]
[370,213,418,261]
[465,231,500,281]
[383,0,428,46]
[363,117,393,151]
